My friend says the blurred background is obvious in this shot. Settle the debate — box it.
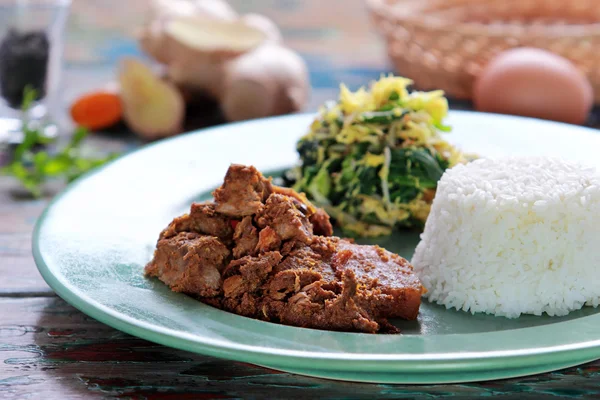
[2,0,600,196]
[62,0,387,110]
[0,0,392,185]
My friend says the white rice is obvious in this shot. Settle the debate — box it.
[412,156,600,318]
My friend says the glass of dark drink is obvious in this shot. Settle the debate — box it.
[0,0,70,129]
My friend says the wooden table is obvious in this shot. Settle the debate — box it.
[3,1,600,398]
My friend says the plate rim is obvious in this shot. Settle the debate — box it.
[32,111,600,376]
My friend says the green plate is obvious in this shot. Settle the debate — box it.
[34,112,600,384]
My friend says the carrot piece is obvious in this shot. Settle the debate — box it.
[70,92,123,131]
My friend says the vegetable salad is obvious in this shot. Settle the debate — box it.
[291,75,469,237]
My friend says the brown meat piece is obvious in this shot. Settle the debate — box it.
[232,216,258,259]
[279,239,305,257]
[160,203,233,243]
[276,270,382,334]
[265,237,422,333]
[213,164,272,217]
[271,185,333,237]
[330,238,426,320]
[221,251,283,317]
[272,185,315,214]
[274,244,335,281]
[267,268,323,300]
[145,232,230,297]
[223,251,282,288]
[255,194,313,244]
[310,208,334,236]
[221,237,422,333]
[256,226,281,253]
[146,164,425,334]
[327,237,425,321]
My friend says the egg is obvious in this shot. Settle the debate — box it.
[473,47,593,125]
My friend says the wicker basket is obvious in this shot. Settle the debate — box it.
[366,0,600,102]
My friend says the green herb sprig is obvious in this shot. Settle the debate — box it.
[2,88,119,197]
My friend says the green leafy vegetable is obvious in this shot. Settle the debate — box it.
[307,162,332,204]
[390,148,444,183]
[291,76,471,237]
[2,88,120,197]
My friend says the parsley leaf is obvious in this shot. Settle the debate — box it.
[2,87,120,197]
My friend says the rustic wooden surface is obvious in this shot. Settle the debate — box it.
[4,295,600,399]
[3,0,600,399]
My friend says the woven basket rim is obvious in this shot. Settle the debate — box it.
[365,0,600,38]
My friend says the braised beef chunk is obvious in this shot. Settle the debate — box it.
[255,194,313,244]
[222,251,282,297]
[276,270,382,334]
[310,208,333,236]
[145,164,424,334]
[274,244,335,281]
[160,203,233,243]
[232,216,258,258]
[222,237,422,333]
[213,165,272,217]
[271,186,315,214]
[267,268,322,300]
[145,232,230,297]
[330,239,424,320]
[256,226,281,253]
[270,186,334,237]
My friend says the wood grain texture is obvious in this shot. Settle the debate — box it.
[0,179,51,296]
[1,296,599,400]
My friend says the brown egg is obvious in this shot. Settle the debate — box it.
[473,47,593,125]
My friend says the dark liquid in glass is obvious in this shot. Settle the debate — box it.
[0,29,49,108]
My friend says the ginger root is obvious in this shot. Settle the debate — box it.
[192,0,237,20]
[240,13,282,43]
[138,0,310,123]
[139,0,239,64]
[140,12,267,97]
[118,58,185,140]
[145,0,237,21]
[221,44,309,121]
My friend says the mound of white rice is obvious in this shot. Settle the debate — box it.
[412,156,600,318]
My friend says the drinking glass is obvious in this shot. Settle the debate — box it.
[0,0,70,134]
